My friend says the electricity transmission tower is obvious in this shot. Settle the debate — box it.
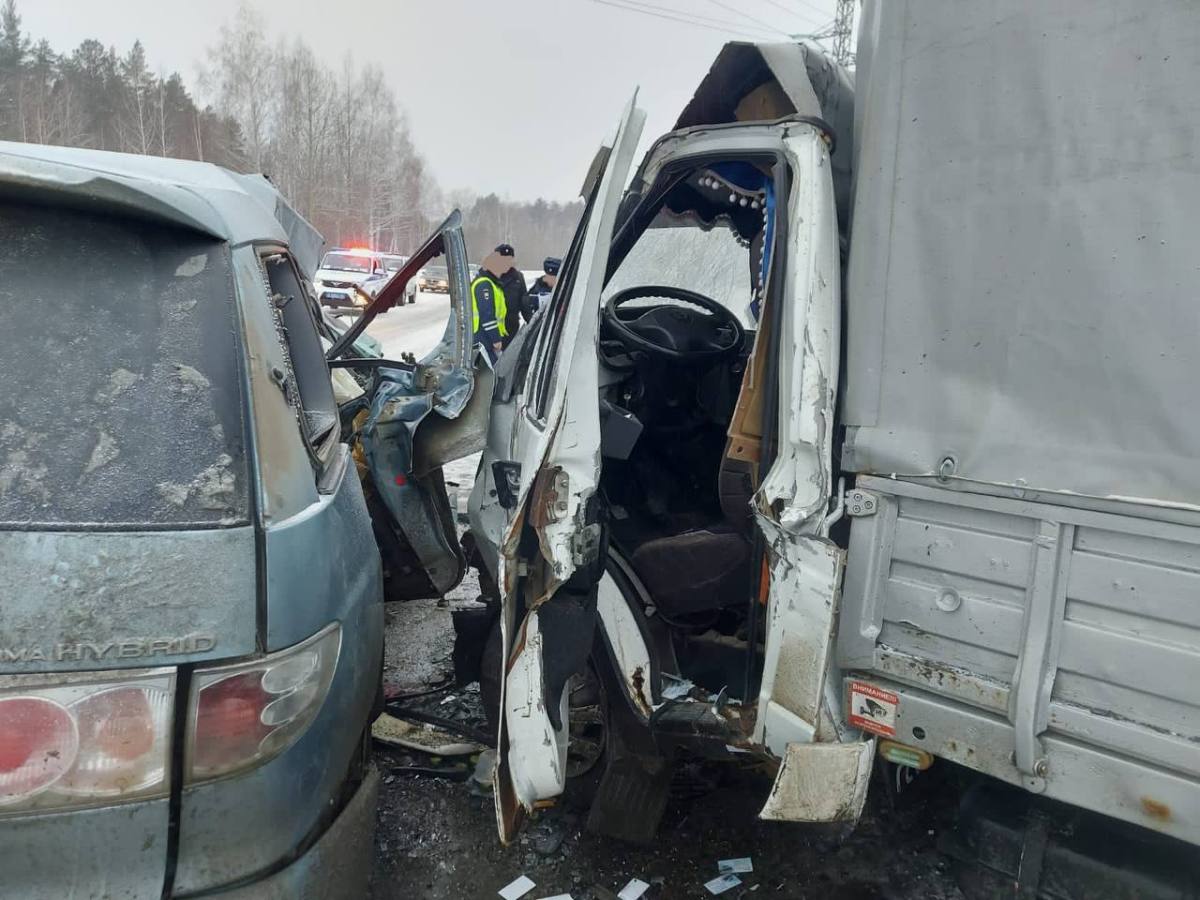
[830,0,856,66]
[791,1,857,68]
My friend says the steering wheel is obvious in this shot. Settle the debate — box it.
[601,285,744,365]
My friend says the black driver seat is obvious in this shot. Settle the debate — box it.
[629,522,751,618]
[626,449,758,619]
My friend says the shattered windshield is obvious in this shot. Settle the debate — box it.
[0,202,249,527]
[321,251,373,273]
[604,215,757,328]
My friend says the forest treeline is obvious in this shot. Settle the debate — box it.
[0,1,580,267]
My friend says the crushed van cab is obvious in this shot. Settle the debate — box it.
[436,8,1200,864]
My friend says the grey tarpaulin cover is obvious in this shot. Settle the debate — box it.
[841,0,1200,510]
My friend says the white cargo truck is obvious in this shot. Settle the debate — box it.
[342,3,1200,890]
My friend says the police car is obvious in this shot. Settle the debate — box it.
[313,247,409,315]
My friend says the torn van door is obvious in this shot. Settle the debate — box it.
[326,213,479,599]
[749,124,874,825]
[469,95,645,842]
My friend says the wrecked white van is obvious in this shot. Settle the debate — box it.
[357,1,1200,882]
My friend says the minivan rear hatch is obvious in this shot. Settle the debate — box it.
[0,201,257,674]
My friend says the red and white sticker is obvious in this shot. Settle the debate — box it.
[848,681,899,737]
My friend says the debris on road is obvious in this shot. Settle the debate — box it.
[472,748,498,791]
[704,873,742,895]
[498,874,536,900]
[717,858,753,875]
[616,877,650,899]
[659,674,695,701]
[371,712,484,756]
[370,594,961,900]
[524,814,573,857]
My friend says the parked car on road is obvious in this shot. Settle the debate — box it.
[421,264,450,293]
[314,247,403,315]
[382,253,419,305]
[0,142,445,899]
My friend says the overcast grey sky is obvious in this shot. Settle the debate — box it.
[22,0,840,201]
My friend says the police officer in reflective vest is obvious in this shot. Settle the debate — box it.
[471,244,514,363]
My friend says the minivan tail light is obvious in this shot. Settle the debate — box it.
[0,697,78,804]
[0,670,174,814]
[61,686,172,796]
[185,623,340,783]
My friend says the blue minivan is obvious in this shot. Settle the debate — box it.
[0,142,473,898]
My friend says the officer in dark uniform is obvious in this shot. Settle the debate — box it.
[470,247,513,364]
[526,257,560,319]
[495,244,528,347]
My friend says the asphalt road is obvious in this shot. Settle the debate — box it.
[370,595,964,900]
[364,289,457,359]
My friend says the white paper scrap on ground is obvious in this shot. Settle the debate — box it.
[718,858,753,874]
[617,878,650,900]
[537,895,574,900]
[660,674,694,700]
[705,874,742,895]
[499,875,536,900]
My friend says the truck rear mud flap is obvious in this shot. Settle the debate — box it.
[759,740,875,824]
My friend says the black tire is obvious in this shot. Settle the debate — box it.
[479,616,505,738]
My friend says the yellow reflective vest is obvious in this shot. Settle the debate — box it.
[470,274,509,339]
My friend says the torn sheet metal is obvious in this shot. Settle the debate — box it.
[753,528,845,754]
[596,572,655,717]
[760,739,875,823]
[756,126,841,533]
[493,97,646,837]
[674,40,855,230]
[501,610,570,809]
[370,713,484,757]
[747,123,845,758]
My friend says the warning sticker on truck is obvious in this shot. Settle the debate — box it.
[848,681,899,737]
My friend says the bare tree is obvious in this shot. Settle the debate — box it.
[0,0,582,266]
[0,0,29,138]
[117,41,154,154]
[202,2,274,170]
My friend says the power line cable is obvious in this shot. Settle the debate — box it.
[792,0,839,23]
[586,0,779,40]
[626,0,782,35]
[753,0,828,30]
[703,0,792,37]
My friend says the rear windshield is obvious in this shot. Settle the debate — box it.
[0,202,249,528]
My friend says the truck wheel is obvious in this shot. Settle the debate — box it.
[479,617,608,779]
